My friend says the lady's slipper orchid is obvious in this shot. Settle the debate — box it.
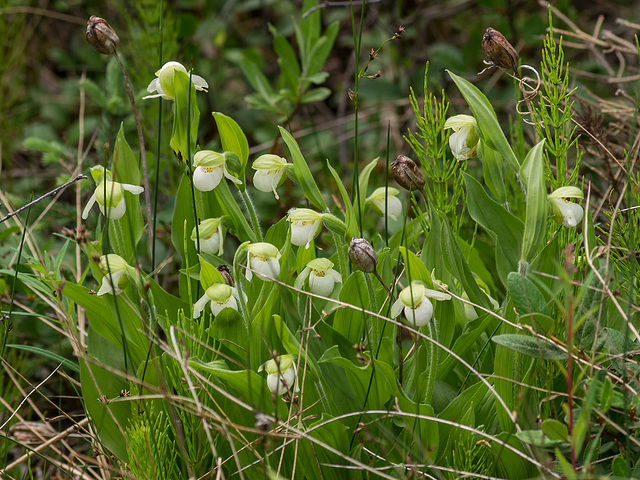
[287,208,323,249]
[294,258,342,296]
[259,355,299,396]
[143,61,208,100]
[391,281,451,327]
[192,150,242,192]
[246,242,281,282]
[97,254,135,296]
[251,154,290,200]
[193,283,243,319]
[549,187,584,228]
[444,115,479,161]
[82,167,143,221]
[367,187,402,221]
[192,218,225,256]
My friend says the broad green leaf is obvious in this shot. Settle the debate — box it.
[542,418,568,442]
[463,172,523,285]
[269,23,300,93]
[519,140,547,264]
[516,430,565,447]
[447,70,519,172]
[492,333,565,360]
[280,126,326,210]
[506,272,551,317]
[170,70,200,159]
[477,141,506,204]
[300,87,331,104]
[306,22,339,79]
[7,344,79,373]
[199,254,224,289]
[213,112,249,189]
[326,160,358,239]
[399,246,432,287]
[355,157,379,220]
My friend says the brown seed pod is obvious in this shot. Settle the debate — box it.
[391,155,425,192]
[481,27,518,71]
[86,16,119,55]
[348,238,378,274]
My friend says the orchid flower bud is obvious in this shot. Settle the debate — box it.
[193,283,243,319]
[82,166,143,221]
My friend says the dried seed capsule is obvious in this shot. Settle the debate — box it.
[481,27,518,71]
[217,264,234,287]
[86,16,119,55]
[391,155,425,192]
[348,238,378,274]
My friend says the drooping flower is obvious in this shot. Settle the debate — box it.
[251,154,290,200]
[192,218,225,256]
[391,281,451,327]
[549,187,584,228]
[259,355,299,396]
[193,283,243,319]
[444,115,479,161]
[82,166,143,221]
[246,242,281,282]
[367,187,402,221]
[294,258,342,297]
[192,150,242,192]
[143,61,209,100]
[97,254,135,296]
[287,208,324,249]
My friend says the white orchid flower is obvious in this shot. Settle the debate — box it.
[82,166,143,221]
[259,355,299,396]
[287,208,324,249]
[192,218,224,256]
[192,150,242,192]
[549,186,584,228]
[251,154,290,200]
[193,283,244,319]
[367,187,402,221]
[143,61,208,100]
[391,281,451,327]
[294,258,342,297]
[444,114,479,161]
[97,254,135,296]
[246,242,281,282]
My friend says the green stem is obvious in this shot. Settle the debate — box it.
[240,190,263,242]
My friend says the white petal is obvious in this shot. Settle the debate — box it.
[390,298,404,318]
[403,297,433,327]
[122,184,144,195]
[210,295,238,316]
[309,271,335,296]
[82,194,97,219]
[105,199,127,220]
[97,270,125,296]
[199,233,222,256]
[423,288,451,301]
[146,78,159,94]
[193,166,223,192]
[252,257,280,281]
[222,166,242,185]
[294,267,311,290]
[193,293,209,319]
[191,75,209,91]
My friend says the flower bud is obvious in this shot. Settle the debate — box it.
[86,16,119,55]
[391,155,425,192]
[348,238,378,274]
[481,27,518,71]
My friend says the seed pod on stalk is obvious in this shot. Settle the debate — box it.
[481,27,519,71]
[391,155,425,192]
[86,16,119,55]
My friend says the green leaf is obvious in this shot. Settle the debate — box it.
[447,70,519,172]
[7,344,79,373]
[300,87,331,104]
[506,272,551,317]
[306,22,339,79]
[326,160,358,239]
[213,112,249,189]
[516,430,565,447]
[478,141,506,204]
[170,70,200,159]
[600,376,613,413]
[492,334,565,360]
[519,140,547,264]
[279,127,326,210]
[462,172,523,285]
[355,157,379,220]
[399,246,432,287]
[541,418,568,441]
[199,255,224,289]
[269,24,300,93]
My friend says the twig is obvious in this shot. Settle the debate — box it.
[0,174,87,225]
